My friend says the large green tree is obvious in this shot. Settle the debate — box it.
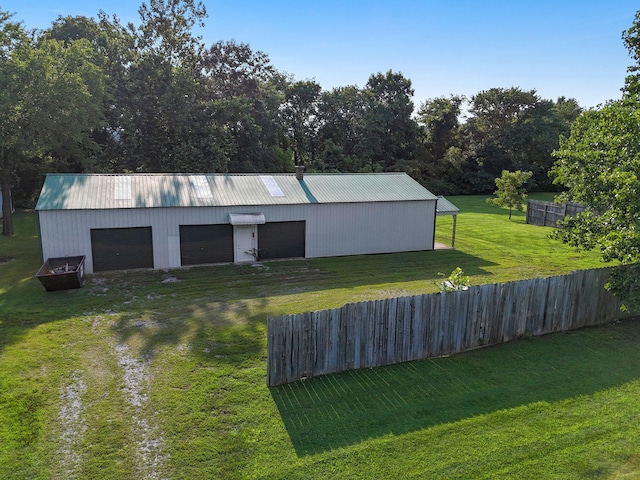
[622,10,640,98]
[316,85,367,171]
[418,95,464,162]
[0,11,106,235]
[280,80,321,168]
[114,0,218,173]
[550,10,640,309]
[43,14,132,175]
[37,2,288,177]
[415,95,465,192]
[465,88,542,191]
[455,88,581,194]
[359,70,418,172]
[551,102,640,256]
[201,39,287,172]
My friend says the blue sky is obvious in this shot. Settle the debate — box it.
[3,1,639,109]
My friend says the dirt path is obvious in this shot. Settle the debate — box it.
[115,343,167,479]
[57,372,88,479]
[55,314,168,479]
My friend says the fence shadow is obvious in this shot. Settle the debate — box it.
[270,317,640,456]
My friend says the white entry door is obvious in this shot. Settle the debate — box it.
[234,225,257,263]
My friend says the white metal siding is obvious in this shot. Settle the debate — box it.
[305,201,435,258]
[38,199,436,273]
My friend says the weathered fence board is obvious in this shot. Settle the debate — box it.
[266,268,629,386]
[526,199,586,227]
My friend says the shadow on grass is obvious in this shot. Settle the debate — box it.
[271,317,640,456]
[102,249,497,362]
[0,208,494,352]
[110,296,270,364]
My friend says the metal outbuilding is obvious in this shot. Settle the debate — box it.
[35,171,439,273]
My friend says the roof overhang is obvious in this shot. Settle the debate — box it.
[436,196,460,216]
[228,213,266,225]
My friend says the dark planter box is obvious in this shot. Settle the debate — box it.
[36,256,86,291]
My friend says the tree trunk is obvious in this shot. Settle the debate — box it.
[1,149,14,236]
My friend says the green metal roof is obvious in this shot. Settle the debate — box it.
[35,172,438,211]
[436,196,460,216]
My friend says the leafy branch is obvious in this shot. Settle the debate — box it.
[436,267,470,292]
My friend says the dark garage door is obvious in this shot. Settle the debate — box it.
[91,227,154,272]
[258,221,305,260]
[180,224,234,265]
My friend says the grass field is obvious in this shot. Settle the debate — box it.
[1,195,639,479]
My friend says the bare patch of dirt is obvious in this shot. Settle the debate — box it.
[114,343,167,479]
[89,277,109,295]
[78,314,168,478]
[58,372,88,479]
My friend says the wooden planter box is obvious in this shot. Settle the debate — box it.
[36,256,86,291]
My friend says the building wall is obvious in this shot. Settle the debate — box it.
[306,201,435,258]
[38,199,436,273]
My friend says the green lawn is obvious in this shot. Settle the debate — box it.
[1,197,638,479]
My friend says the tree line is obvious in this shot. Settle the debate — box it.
[1,0,583,235]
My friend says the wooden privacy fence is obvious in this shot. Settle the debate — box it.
[267,268,627,386]
[526,199,585,227]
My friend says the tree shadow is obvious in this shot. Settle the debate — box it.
[0,247,496,359]
[270,318,640,456]
[96,248,496,367]
[0,208,497,362]
[109,294,270,365]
